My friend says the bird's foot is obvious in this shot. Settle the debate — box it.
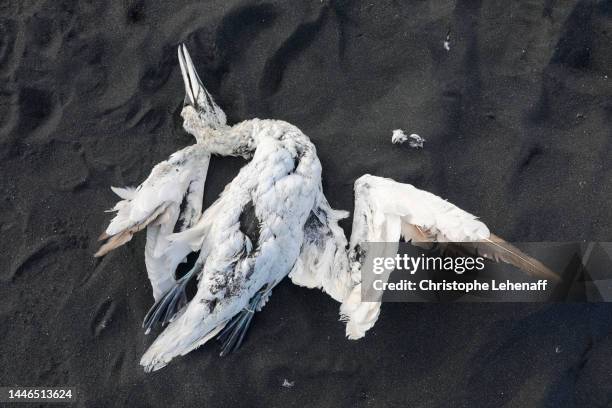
[217,285,270,356]
[142,265,197,334]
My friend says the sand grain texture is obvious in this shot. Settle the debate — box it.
[1,1,612,407]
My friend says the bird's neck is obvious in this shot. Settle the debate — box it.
[200,122,256,158]
[201,119,308,159]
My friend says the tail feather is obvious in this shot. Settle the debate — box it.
[140,284,272,372]
[217,286,270,356]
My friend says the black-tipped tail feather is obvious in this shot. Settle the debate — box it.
[143,265,198,334]
[217,285,269,356]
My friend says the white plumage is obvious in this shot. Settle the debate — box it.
[96,44,557,371]
[139,119,342,371]
[96,144,210,300]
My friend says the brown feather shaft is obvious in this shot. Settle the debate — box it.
[94,231,134,257]
[478,234,559,281]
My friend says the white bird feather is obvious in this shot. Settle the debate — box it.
[96,143,210,300]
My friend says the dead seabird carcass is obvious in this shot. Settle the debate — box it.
[96,45,558,371]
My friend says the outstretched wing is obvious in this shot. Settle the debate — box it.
[95,144,210,299]
[289,198,353,303]
[350,175,557,278]
[341,174,559,340]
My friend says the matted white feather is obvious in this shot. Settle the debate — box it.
[96,144,211,300]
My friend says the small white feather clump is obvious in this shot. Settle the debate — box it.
[391,129,425,148]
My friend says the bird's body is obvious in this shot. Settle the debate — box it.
[139,118,352,371]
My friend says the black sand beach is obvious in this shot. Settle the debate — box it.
[1,0,612,406]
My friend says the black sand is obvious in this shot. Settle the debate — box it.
[1,1,612,406]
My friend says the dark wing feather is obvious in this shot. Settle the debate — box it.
[475,234,559,281]
[403,223,559,281]
[436,233,559,281]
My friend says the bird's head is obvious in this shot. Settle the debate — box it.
[178,44,228,144]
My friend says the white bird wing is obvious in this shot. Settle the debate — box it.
[95,143,211,299]
[288,198,353,303]
[340,174,559,340]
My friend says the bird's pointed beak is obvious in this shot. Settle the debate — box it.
[178,43,201,107]
[177,44,227,128]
